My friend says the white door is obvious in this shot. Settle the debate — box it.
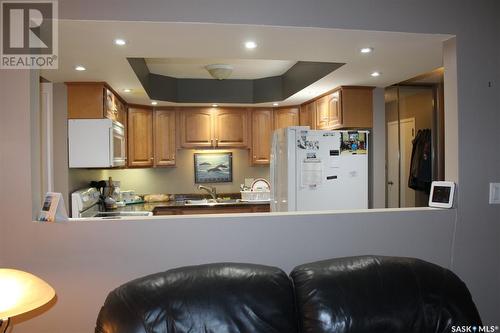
[386,118,415,208]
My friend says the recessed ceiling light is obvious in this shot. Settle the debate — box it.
[74,65,86,71]
[273,102,279,106]
[371,71,381,77]
[245,41,257,49]
[360,47,373,54]
[123,89,132,93]
[151,101,158,105]
[212,104,218,108]
[114,39,126,46]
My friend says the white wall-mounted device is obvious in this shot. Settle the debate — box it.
[428,181,455,209]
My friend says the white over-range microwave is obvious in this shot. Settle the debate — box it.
[68,119,126,168]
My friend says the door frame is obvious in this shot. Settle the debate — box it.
[386,117,415,208]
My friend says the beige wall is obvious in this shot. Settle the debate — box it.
[68,149,269,195]
[92,150,269,194]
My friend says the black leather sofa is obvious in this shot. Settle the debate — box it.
[95,256,481,333]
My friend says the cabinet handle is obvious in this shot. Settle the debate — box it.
[215,138,219,146]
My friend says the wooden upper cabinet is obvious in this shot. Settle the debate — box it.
[104,88,117,121]
[116,99,127,126]
[273,107,299,129]
[316,95,330,129]
[179,109,214,148]
[67,83,127,124]
[213,109,248,148]
[154,109,176,167]
[300,101,316,129]
[179,108,249,148]
[251,109,273,165]
[339,86,373,129]
[128,108,154,167]
[314,87,373,129]
[328,90,342,128]
[67,83,105,119]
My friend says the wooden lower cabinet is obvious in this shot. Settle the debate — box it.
[251,109,273,165]
[154,109,176,166]
[128,108,154,167]
[153,204,270,215]
[273,107,299,129]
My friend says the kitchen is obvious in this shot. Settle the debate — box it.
[41,20,447,219]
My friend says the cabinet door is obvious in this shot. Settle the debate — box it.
[316,95,330,129]
[273,107,299,129]
[116,99,127,126]
[154,110,176,167]
[328,90,342,128]
[338,87,373,129]
[251,109,273,164]
[179,109,214,148]
[213,108,249,148]
[67,83,105,119]
[104,88,118,121]
[300,101,316,129]
[128,108,154,167]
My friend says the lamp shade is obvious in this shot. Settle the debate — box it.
[0,269,55,319]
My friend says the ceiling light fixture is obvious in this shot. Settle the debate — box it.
[74,65,86,71]
[360,47,373,54]
[151,101,158,105]
[273,103,279,106]
[114,39,126,46]
[212,104,218,108]
[371,71,381,77]
[205,64,233,80]
[245,41,257,49]
[123,89,132,93]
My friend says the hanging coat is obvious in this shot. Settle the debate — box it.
[408,129,432,193]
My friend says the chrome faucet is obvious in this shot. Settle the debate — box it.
[198,185,217,200]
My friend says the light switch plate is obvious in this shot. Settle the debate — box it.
[489,183,500,204]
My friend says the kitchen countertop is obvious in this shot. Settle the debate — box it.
[109,200,270,213]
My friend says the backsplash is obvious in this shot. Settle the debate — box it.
[68,149,269,195]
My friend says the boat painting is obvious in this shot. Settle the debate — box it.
[194,152,233,183]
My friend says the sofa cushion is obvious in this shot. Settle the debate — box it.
[291,256,481,333]
[95,263,298,333]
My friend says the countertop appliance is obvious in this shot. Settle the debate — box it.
[71,188,152,218]
[270,127,369,212]
[68,119,126,168]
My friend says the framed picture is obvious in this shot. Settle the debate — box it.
[194,152,233,183]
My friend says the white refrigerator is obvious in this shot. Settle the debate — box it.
[270,127,369,212]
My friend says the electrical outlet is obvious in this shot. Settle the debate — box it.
[489,183,500,204]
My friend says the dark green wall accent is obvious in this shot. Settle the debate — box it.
[128,58,344,103]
